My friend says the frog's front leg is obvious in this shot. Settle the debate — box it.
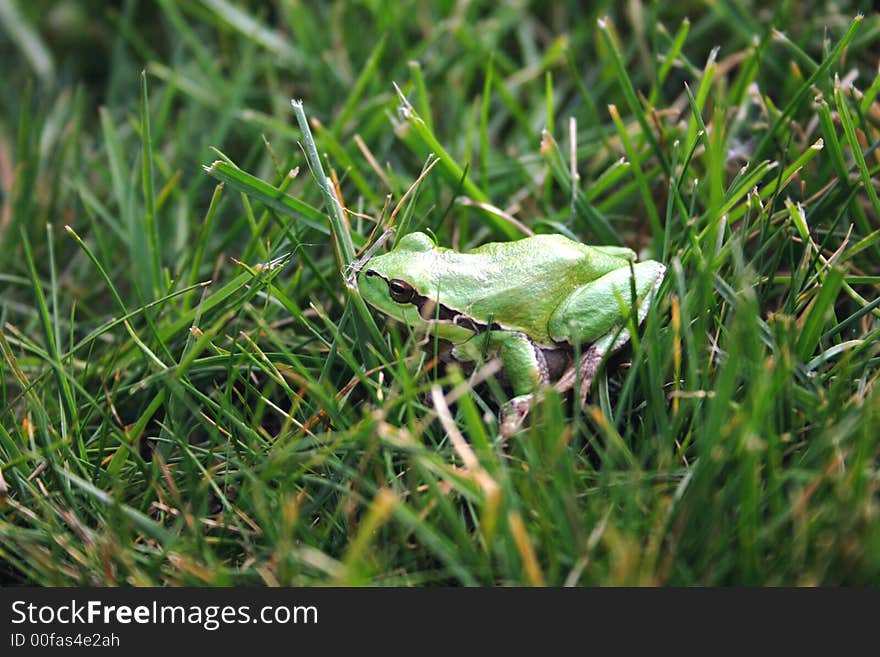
[494,332,552,438]
[454,331,549,438]
[453,330,549,395]
[499,344,603,438]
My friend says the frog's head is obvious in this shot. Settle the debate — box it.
[357,231,440,327]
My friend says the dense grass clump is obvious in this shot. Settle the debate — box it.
[1,1,879,585]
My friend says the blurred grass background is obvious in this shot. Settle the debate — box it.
[1,0,879,585]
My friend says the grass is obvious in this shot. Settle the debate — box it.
[1,0,879,586]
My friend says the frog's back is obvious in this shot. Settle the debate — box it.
[467,233,629,281]
[433,234,631,344]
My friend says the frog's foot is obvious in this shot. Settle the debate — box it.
[498,394,535,438]
[554,345,604,407]
[500,345,607,436]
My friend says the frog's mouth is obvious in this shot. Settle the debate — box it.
[363,270,502,334]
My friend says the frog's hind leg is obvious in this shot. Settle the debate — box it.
[554,344,603,406]
[548,260,666,348]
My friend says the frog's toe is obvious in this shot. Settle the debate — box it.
[499,394,533,438]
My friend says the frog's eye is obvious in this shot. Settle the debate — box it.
[388,279,415,303]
